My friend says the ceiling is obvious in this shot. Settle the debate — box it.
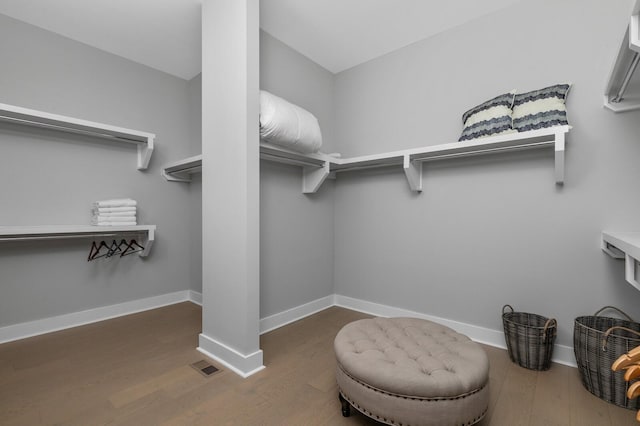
[0,0,523,80]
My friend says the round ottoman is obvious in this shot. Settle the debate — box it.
[334,317,489,426]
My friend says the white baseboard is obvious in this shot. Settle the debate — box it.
[0,290,192,344]
[189,290,203,306]
[551,343,577,368]
[334,294,576,368]
[0,289,577,369]
[198,333,264,378]
[260,294,335,334]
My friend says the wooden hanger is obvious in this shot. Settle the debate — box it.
[628,381,640,400]
[612,344,640,371]
[625,365,640,381]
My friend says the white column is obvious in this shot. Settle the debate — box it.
[198,0,263,377]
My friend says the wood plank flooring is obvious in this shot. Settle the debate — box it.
[0,302,637,425]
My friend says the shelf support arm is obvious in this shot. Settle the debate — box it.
[631,13,640,52]
[602,239,625,259]
[554,130,565,185]
[161,169,193,182]
[403,155,422,192]
[302,161,330,194]
[625,254,640,290]
[137,137,154,170]
[139,227,155,257]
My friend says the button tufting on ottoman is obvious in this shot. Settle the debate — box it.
[334,317,489,426]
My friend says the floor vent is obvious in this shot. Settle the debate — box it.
[190,360,220,377]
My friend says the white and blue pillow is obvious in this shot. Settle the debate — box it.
[512,84,571,132]
[458,91,516,142]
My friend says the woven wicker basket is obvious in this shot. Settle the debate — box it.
[502,305,557,371]
[574,306,640,410]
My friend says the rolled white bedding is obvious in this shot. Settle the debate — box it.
[259,90,322,154]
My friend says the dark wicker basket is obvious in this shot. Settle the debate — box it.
[502,305,557,371]
[574,306,640,410]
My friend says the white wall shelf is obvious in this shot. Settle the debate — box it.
[259,142,334,193]
[602,231,640,290]
[604,1,640,112]
[330,125,570,191]
[162,154,202,182]
[163,126,569,193]
[0,225,156,257]
[162,145,334,193]
[0,102,155,169]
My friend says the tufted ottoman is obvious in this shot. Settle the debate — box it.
[334,317,489,426]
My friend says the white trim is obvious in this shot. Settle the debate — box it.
[0,290,191,344]
[189,290,203,306]
[333,294,576,368]
[260,294,335,334]
[0,290,577,368]
[198,334,264,378]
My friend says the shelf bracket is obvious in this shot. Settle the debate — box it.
[161,169,192,183]
[554,130,565,185]
[137,137,154,170]
[631,14,640,52]
[302,161,330,194]
[140,227,155,257]
[403,155,422,192]
[602,240,626,259]
[601,233,640,290]
[626,254,640,290]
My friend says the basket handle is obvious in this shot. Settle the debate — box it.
[502,304,514,315]
[542,318,557,343]
[594,306,635,322]
[602,326,640,351]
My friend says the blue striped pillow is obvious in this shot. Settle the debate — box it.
[512,84,571,132]
[459,92,516,142]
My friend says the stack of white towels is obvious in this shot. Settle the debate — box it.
[91,198,137,226]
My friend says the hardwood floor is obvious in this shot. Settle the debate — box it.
[0,303,637,425]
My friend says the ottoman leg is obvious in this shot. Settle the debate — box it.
[339,392,351,417]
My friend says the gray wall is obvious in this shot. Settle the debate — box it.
[259,31,335,318]
[0,14,195,326]
[332,0,640,347]
[5,0,634,352]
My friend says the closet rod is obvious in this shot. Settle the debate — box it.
[166,165,202,174]
[0,115,146,144]
[0,233,140,241]
[414,140,554,162]
[612,51,640,103]
[260,153,325,168]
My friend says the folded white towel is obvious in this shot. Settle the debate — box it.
[91,210,137,217]
[92,221,137,226]
[94,199,137,208]
[94,206,137,213]
[92,215,136,222]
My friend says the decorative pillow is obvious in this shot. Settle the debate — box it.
[512,84,571,132]
[459,91,516,142]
